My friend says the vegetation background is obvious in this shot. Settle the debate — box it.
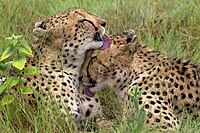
[0,0,199,132]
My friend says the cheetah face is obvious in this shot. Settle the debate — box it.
[33,8,111,59]
[80,29,137,97]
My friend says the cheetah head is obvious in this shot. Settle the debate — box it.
[33,8,111,60]
[80,29,137,97]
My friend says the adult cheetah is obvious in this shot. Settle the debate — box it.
[19,8,111,121]
[80,29,200,131]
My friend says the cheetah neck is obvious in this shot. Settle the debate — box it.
[31,43,84,77]
[61,54,85,73]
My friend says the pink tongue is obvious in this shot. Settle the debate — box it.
[100,34,111,50]
[84,85,95,98]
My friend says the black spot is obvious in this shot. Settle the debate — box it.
[53,88,58,91]
[138,83,143,86]
[95,98,99,103]
[59,75,64,78]
[147,113,153,118]
[158,97,163,100]
[167,123,173,128]
[162,91,167,96]
[174,95,178,100]
[116,79,121,82]
[62,82,67,86]
[188,93,193,99]
[196,97,199,102]
[181,93,186,99]
[32,82,36,86]
[146,96,152,99]
[139,101,143,105]
[64,99,68,103]
[150,101,155,105]
[156,100,161,104]
[151,91,156,95]
[190,82,194,87]
[185,103,190,107]
[164,116,170,120]
[156,92,160,95]
[112,71,117,75]
[50,75,55,79]
[86,97,91,101]
[154,109,160,113]
[74,37,77,40]
[165,76,169,80]
[162,106,167,110]
[162,126,167,129]
[186,74,190,78]
[179,85,184,90]
[163,102,168,105]
[41,82,45,86]
[156,118,160,123]
[89,104,94,108]
[56,95,61,99]
[169,78,174,82]
[174,82,179,88]
[85,109,91,117]
[170,89,174,94]
[174,105,178,110]
[69,43,73,47]
[142,92,147,95]
[65,49,69,52]
[145,104,149,108]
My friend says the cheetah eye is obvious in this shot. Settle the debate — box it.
[78,19,98,31]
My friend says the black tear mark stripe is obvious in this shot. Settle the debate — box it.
[86,55,97,87]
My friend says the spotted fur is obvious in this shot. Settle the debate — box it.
[81,29,200,131]
[21,8,108,121]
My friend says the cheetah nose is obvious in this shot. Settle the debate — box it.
[100,21,106,27]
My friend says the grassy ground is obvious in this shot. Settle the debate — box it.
[0,0,199,132]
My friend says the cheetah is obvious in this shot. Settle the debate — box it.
[19,8,111,121]
[80,29,200,131]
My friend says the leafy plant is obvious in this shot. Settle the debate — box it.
[0,34,38,106]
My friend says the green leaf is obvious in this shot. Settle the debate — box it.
[23,66,39,75]
[0,61,12,71]
[0,84,6,94]
[12,55,26,70]
[5,34,22,40]
[5,76,19,89]
[20,87,34,94]
[18,43,33,57]
[19,77,27,84]
[1,95,14,106]
[0,47,13,61]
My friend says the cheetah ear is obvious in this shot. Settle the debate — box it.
[122,29,137,44]
[33,21,51,38]
[33,28,48,38]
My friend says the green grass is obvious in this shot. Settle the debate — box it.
[0,0,200,132]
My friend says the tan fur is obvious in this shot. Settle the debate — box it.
[81,29,200,131]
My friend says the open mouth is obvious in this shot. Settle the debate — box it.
[83,85,95,98]
[94,32,111,50]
